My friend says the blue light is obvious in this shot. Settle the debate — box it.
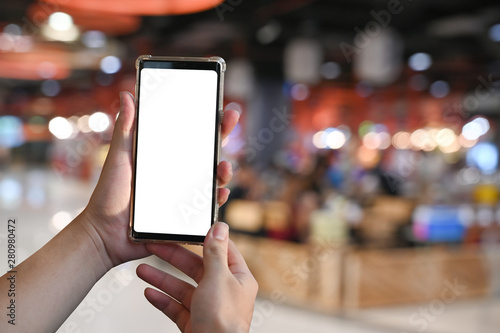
[466,142,498,174]
[489,24,500,42]
[408,53,432,71]
[100,56,121,74]
[0,116,24,148]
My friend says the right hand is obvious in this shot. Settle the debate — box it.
[137,222,258,332]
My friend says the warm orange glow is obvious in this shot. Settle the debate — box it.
[357,146,380,169]
[392,131,411,149]
[0,45,70,80]
[38,0,225,16]
[28,4,141,36]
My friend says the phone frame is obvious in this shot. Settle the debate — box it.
[129,55,225,245]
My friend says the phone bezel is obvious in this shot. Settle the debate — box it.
[129,55,225,245]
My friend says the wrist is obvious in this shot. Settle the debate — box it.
[74,210,115,274]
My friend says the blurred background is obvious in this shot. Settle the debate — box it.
[1,0,500,332]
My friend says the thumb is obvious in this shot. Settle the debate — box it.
[203,222,230,276]
[104,91,135,164]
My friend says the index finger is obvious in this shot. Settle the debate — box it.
[221,109,239,140]
[146,243,204,283]
[227,239,253,278]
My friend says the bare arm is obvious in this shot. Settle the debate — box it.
[0,92,239,332]
[0,215,110,332]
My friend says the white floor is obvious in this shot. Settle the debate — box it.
[1,166,499,333]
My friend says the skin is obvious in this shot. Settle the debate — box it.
[0,92,256,333]
[137,222,258,333]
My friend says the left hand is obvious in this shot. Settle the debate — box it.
[79,91,239,268]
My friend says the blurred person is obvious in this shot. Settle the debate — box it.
[0,92,257,332]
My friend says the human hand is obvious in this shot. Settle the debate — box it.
[137,222,258,333]
[79,92,240,269]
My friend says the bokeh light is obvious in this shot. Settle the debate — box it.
[100,55,122,74]
[429,80,449,98]
[89,111,111,133]
[291,83,310,101]
[408,52,432,71]
[48,116,74,139]
[0,116,25,148]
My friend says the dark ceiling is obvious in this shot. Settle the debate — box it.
[1,0,500,81]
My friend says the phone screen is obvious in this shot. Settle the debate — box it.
[131,58,222,243]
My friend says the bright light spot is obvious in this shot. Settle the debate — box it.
[0,116,25,148]
[410,128,437,151]
[435,128,456,147]
[48,12,74,31]
[256,21,281,44]
[326,129,346,149]
[291,83,310,101]
[320,62,341,80]
[408,52,432,71]
[312,131,327,149]
[410,129,426,150]
[462,121,483,140]
[392,131,411,149]
[51,211,72,232]
[89,112,110,133]
[363,132,380,150]
[458,134,478,148]
[430,80,449,98]
[82,30,106,48]
[41,80,61,97]
[77,115,92,133]
[49,117,74,139]
[42,23,79,42]
[224,102,243,113]
[489,24,500,42]
[0,178,22,208]
[472,117,490,135]
[467,142,499,174]
[100,56,122,74]
[377,132,391,149]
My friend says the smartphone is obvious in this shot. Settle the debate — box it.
[129,55,225,244]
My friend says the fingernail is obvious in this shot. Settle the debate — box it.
[213,222,229,241]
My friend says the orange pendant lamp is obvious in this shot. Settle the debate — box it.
[37,0,225,16]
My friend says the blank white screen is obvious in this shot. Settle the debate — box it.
[134,67,218,236]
